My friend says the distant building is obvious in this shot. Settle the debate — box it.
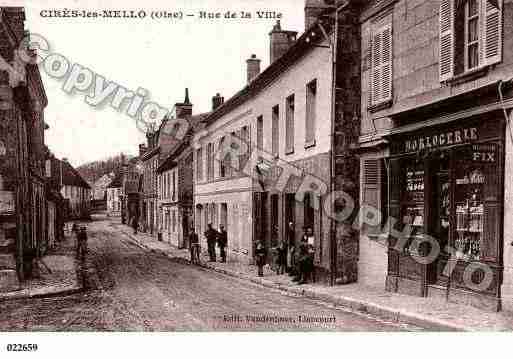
[122,155,143,227]
[107,172,123,217]
[92,173,114,201]
[58,159,91,220]
[157,113,206,248]
[140,89,200,237]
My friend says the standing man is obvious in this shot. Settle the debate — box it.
[204,223,218,262]
[217,225,228,263]
[131,216,139,235]
[189,226,200,264]
[286,222,296,276]
[76,226,88,260]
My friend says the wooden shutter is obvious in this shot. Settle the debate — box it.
[362,159,383,237]
[439,0,455,81]
[371,23,393,105]
[362,159,381,209]
[381,24,393,102]
[483,0,502,66]
[371,31,382,105]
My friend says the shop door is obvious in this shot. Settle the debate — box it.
[426,155,450,285]
[253,192,268,254]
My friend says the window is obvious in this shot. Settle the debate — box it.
[219,137,226,178]
[465,0,480,71]
[370,24,392,106]
[305,80,317,146]
[241,125,250,169]
[439,0,503,81]
[207,143,214,181]
[272,105,280,156]
[220,203,228,230]
[172,210,176,233]
[286,95,295,154]
[257,116,264,150]
[230,131,239,175]
[172,171,176,201]
[196,148,203,182]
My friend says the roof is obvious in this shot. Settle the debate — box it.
[157,113,209,174]
[48,158,91,189]
[201,19,334,128]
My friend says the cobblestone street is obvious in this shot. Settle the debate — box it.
[0,218,422,331]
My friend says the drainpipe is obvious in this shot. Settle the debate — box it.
[498,78,513,144]
[329,0,350,286]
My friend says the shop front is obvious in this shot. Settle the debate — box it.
[385,112,505,311]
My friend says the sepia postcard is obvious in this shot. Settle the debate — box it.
[1,0,513,356]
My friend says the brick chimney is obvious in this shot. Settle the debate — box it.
[269,20,298,64]
[246,55,261,84]
[305,0,334,31]
[175,88,193,119]
[139,144,148,157]
[212,93,224,111]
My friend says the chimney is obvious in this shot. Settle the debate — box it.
[305,0,334,31]
[269,20,298,64]
[139,144,148,157]
[175,88,193,119]
[212,93,225,111]
[246,54,261,84]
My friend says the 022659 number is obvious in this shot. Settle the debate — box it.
[6,344,38,352]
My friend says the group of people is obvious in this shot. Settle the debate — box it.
[188,223,228,265]
[185,222,315,285]
[256,224,315,285]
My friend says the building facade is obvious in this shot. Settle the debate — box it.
[357,0,513,311]
[121,156,143,227]
[107,173,122,218]
[92,173,114,201]
[193,2,361,282]
[59,159,91,220]
[157,113,205,248]
[140,90,195,237]
[0,7,52,290]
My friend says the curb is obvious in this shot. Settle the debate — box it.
[120,228,468,331]
[0,283,83,303]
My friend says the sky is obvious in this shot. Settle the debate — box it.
[12,0,306,167]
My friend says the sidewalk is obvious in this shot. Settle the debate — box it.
[116,224,513,331]
[0,235,82,302]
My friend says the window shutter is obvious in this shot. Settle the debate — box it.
[381,24,393,102]
[483,0,502,66]
[363,159,380,208]
[362,159,383,237]
[439,0,455,81]
[371,32,382,105]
